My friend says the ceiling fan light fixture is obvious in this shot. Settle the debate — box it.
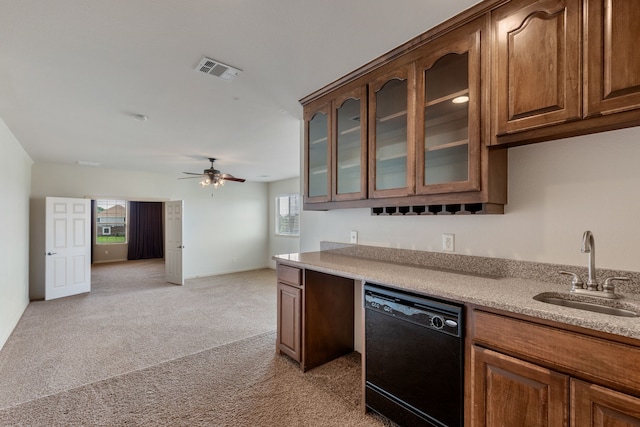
[182,157,245,188]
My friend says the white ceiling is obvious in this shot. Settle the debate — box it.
[0,0,479,182]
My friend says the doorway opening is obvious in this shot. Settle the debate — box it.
[91,200,164,265]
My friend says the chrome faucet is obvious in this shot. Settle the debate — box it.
[559,230,629,299]
[581,230,597,291]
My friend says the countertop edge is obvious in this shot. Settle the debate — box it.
[274,252,640,341]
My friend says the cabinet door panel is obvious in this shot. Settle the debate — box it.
[572,379,640,426]
[471,345,569,427]
[492,0,581,136]
[416,19,482,195]
[333,86,367,201]
[277,282,301,362]
[585,0,640,116]
[304,102,331,203]
[368,65,415,198]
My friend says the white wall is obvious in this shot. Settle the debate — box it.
[268,177,301,268]
[179,177,269,279]
[301,126,640,273]
[0,119,32,350]
[30,163,269,298]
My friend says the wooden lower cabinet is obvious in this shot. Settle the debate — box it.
[571,379,640,426]
[470,345,569,426]
[276,264,355,372]
[471,345,640,426]
[276,281,301,362]
[302,270,354,371]
[470,309,640,426]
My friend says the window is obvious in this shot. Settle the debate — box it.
[275,193,300,236]
[96,199,127,244]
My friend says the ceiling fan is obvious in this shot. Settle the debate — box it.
[180,157,246,188]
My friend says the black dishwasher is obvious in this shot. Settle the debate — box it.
[364,284,464,427]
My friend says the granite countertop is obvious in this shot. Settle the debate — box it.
[274,251,640,341]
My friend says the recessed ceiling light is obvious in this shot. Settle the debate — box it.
[131,113,148,121]
[76,160,101,167]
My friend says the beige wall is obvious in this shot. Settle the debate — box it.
[92,243,128,263]
[0,119,32,350]
[300,126,640,273]
[268,177,301,268]
[29,163,270,299]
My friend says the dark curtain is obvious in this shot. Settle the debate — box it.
[91,200,96,264]
[127,202,164,260]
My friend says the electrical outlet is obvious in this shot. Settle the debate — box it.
[442,233,455,252]
[350,230,358,244]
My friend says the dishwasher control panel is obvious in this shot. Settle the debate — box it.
[364,284,463,338]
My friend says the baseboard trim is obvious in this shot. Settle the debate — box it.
[185,266,271,280]
[0,298,29,351]
[93,258,128,264]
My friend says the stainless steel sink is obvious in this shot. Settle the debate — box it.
[533,292,640,317]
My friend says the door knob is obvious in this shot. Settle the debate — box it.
[46,252,57,256]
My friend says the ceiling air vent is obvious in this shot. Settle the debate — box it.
[194,56,242,81]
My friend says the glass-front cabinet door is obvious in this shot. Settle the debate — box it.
[333,86,367,201]
[415,26,481,195]
[304,101,331,203]
[368,65,415,198]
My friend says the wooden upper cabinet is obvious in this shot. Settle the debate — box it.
[368,64,416,199]
[332,86,367,201]
[492,0,581,137]
[304,101,331,204]
[415,18,483,195]
[584,0,640,117]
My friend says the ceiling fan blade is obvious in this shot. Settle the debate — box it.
[182,172,203,175]
[178,176,204,180]
[221,174,246,183]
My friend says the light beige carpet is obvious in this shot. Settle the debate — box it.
[0,260,277,408]
[0,260,392,426]
[0,332,391,426]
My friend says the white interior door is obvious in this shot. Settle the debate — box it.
[165,200,184,285]
[45,197,91,300]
